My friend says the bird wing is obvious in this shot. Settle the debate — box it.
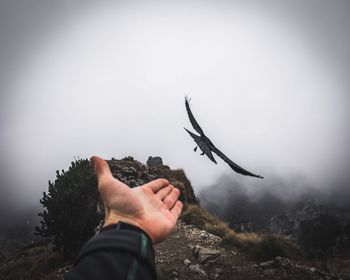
[185,96,205,136]
[184,128,217,164]
[211,145,263,179]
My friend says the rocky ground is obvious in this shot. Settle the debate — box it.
[40,220,349,280]
[154,220,347,280]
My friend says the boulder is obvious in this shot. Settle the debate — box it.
[192,245,221,264]
[147,156,163,167]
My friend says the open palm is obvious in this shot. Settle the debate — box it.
[91,156,183,244]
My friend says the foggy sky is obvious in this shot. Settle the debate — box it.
[1,0,350,229]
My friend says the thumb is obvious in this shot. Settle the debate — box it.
[90,156,113,183]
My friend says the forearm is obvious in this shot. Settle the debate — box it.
[65,222,156,280]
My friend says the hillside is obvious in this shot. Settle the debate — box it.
[0,220,344,280]
[0,157,349,280]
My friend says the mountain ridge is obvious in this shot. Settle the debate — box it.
[0,156,348,279]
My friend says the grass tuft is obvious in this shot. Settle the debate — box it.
[181,204,303,261]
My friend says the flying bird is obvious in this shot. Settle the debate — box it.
[184,96,263,179]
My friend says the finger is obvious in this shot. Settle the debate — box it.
[143,178,169,193]
[170,201,183,220]
[90,156,114,183]
[155,185,173,200]
[163,188,180,209]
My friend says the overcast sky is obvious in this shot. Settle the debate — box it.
[1,0,350,225]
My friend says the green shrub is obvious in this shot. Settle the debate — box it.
[35,159,101,257]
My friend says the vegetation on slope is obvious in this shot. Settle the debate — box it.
[181,204,302,261]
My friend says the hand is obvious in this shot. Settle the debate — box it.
[91,156,183,244]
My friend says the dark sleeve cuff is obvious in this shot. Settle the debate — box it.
[74,221,156,277]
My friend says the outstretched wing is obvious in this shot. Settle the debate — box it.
[185,96,205,136]
[184,128,217,164]
[211,146,263,179]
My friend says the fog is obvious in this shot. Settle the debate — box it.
[199,172,350,231]
[0,0,349,230]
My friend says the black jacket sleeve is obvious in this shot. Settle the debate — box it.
[64,222,156,280]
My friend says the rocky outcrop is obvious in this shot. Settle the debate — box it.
[270,199,328,238]
[270,199,350,257]
[147,156,163,167]
[106,156,197,204]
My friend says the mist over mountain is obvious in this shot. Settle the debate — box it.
[198,173,350,231]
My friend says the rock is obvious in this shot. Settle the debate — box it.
[147,156,163,167]
[184,259,191,266]
[275,256,293,267]
[128,179,138,187]
[193,245,221,264]
[189,264,207,278]
[123,167,137,176]
[310,267,316,273]
[275,256,282,262]
[123,156,134,161]
[259,260,275,268]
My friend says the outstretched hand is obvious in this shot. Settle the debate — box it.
[91,156,183,244]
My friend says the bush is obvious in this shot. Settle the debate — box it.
[35,159,101,257]
[181,204,219,229]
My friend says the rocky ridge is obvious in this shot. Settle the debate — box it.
[1,156,349,279]
[270,199,350,257]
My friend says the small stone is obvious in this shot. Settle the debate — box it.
[259,260,275,268]
[172,270,178,276]
[253,264,259,268]
[310,267,316,273]
[128,179,138,187]
[184,259,191,266]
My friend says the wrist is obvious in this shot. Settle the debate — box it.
[101,221,153,241]
[103,214,155,243]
